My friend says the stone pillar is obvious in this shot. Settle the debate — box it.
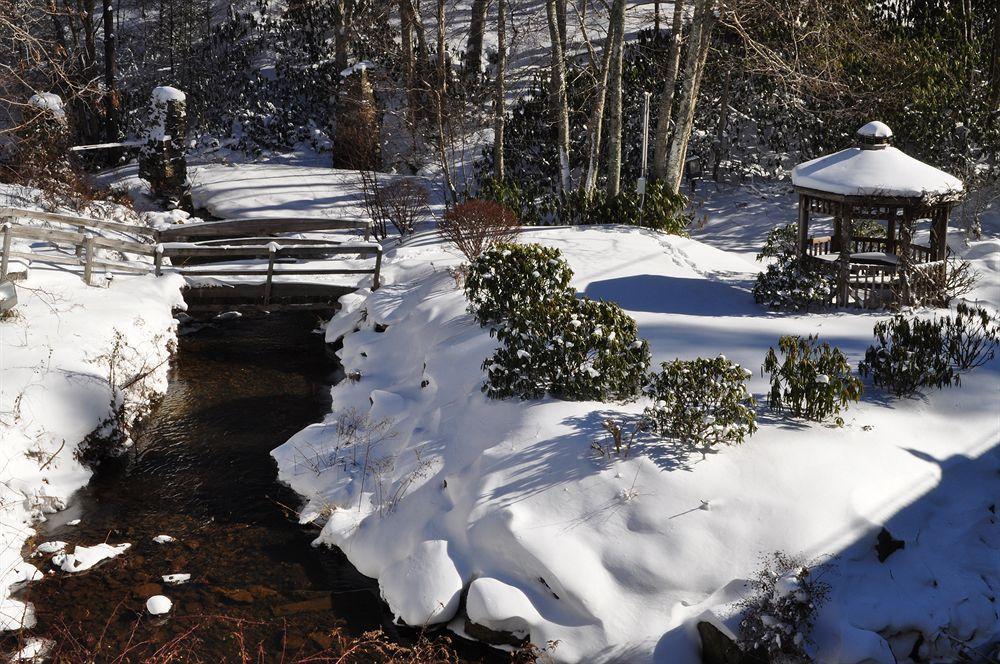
[332,63,381,170]
[139,86,191,209]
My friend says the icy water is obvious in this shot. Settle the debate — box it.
[10,314,502,662]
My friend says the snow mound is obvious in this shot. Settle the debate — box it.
[33,541,67,555]
[145,595,172,615]
[379,540,463,626]
[52,543,131,573]
[466,577,541,639]
[27,93,65,119]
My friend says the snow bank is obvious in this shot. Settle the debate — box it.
[275,222,999,662]
[0,188,184,630]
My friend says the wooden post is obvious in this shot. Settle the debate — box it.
[837,203,851,307]
[797,194,810,257]
[372,246,382,290]
[83,234,95,286]
[154,243,164,276]
[1,220,12,280]
[75,225,85,256]
[263,244,277,305]
[887,207,897,255]
[898,206,914,305]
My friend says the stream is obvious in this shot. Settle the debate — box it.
[9,313,501,662]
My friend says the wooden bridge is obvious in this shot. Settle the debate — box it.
[0,207,380,315]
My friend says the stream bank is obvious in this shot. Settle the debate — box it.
[7,313,501,662]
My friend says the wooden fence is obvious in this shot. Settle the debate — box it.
[0,208,382,296]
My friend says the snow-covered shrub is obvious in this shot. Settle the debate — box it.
[762,335,862,424]
[464,243,573,325]
[738,553,830,662]
[860,304,999,396]
[439,199,520,260]
[643,356,757,448]
[753,255,836,311]
[756,223,799,261]
[483,296,650,401]
[858,315,954,396]
[753,223,835,311]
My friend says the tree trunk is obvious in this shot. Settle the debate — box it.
[102,0,118,144]
[546,0,571,192]
[711,62,731,182]
[651,0,685,182]
[581,12,619,196]
[663,0,715,194]
[437,0,447,95]
[493,0,506,181]
[333,0,356,74]
[465,0,488,84]
[604,0,626,196]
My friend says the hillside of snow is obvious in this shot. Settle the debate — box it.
[272,212,1000,662]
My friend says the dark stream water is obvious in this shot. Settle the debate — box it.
[9,314,502,662]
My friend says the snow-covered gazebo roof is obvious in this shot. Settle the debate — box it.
[791,122,964,202]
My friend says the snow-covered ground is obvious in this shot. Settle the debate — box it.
[273,185,1000,662]
[0,189,184,631]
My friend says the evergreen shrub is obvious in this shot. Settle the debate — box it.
[762,335,862,424]
[643,356,757,448]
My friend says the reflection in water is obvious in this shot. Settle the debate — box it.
[10,314,499,662]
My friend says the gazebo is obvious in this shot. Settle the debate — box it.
[791,122,964,308]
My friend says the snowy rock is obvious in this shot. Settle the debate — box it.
[378,540,463,626]
[7,636,52,661]
[151,86,186,104]
[27,93,65,120]
[465,577,540,641]
[33,541,67,555]
[66,519,81,526]
[145,595,173,615]
[51,543,130,573]
[152,534,176,544]
[162,573,191,585]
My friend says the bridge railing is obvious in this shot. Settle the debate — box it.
[155,242,383,301]
[1,207,382,294]
[155,216,373,242]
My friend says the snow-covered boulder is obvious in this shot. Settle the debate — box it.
[51,543,130,573]
[378,540,463,626]
[145,595,172,615]
[465,577,541,641]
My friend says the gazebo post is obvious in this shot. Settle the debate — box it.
[930,205,948,261]
[898,206,914,304]
[886,207,897,255]
[836,202,852,306]
[797,194,810,257]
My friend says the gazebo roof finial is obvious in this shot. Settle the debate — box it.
[856,121,892,149]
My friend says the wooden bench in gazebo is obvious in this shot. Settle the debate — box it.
[791,121,964,308]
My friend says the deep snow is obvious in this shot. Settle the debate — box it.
[273,188,999,662]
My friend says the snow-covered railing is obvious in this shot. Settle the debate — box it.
[0,221,157,285]
[155,216,374,242]
[0,206,158,239]
[155,241,383,297]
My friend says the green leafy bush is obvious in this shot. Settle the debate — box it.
[755,223,799,261]
[858,304,999,396]
[483,296,650,401]
[753,255,836,311]
[753,223,835,311]
[476,177,690,234]
[465,243,573,325]
[643,356,757,448]
[762,335,862,424]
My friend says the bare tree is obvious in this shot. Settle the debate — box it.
[580,8,619,196]
[546,0,572,192]
[464,0,488,84]
[663,0,716,193]
[493,0,507,181]
[651,0,685,182]
[604,0,627,196]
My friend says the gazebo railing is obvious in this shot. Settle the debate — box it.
[806,235,934,264]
